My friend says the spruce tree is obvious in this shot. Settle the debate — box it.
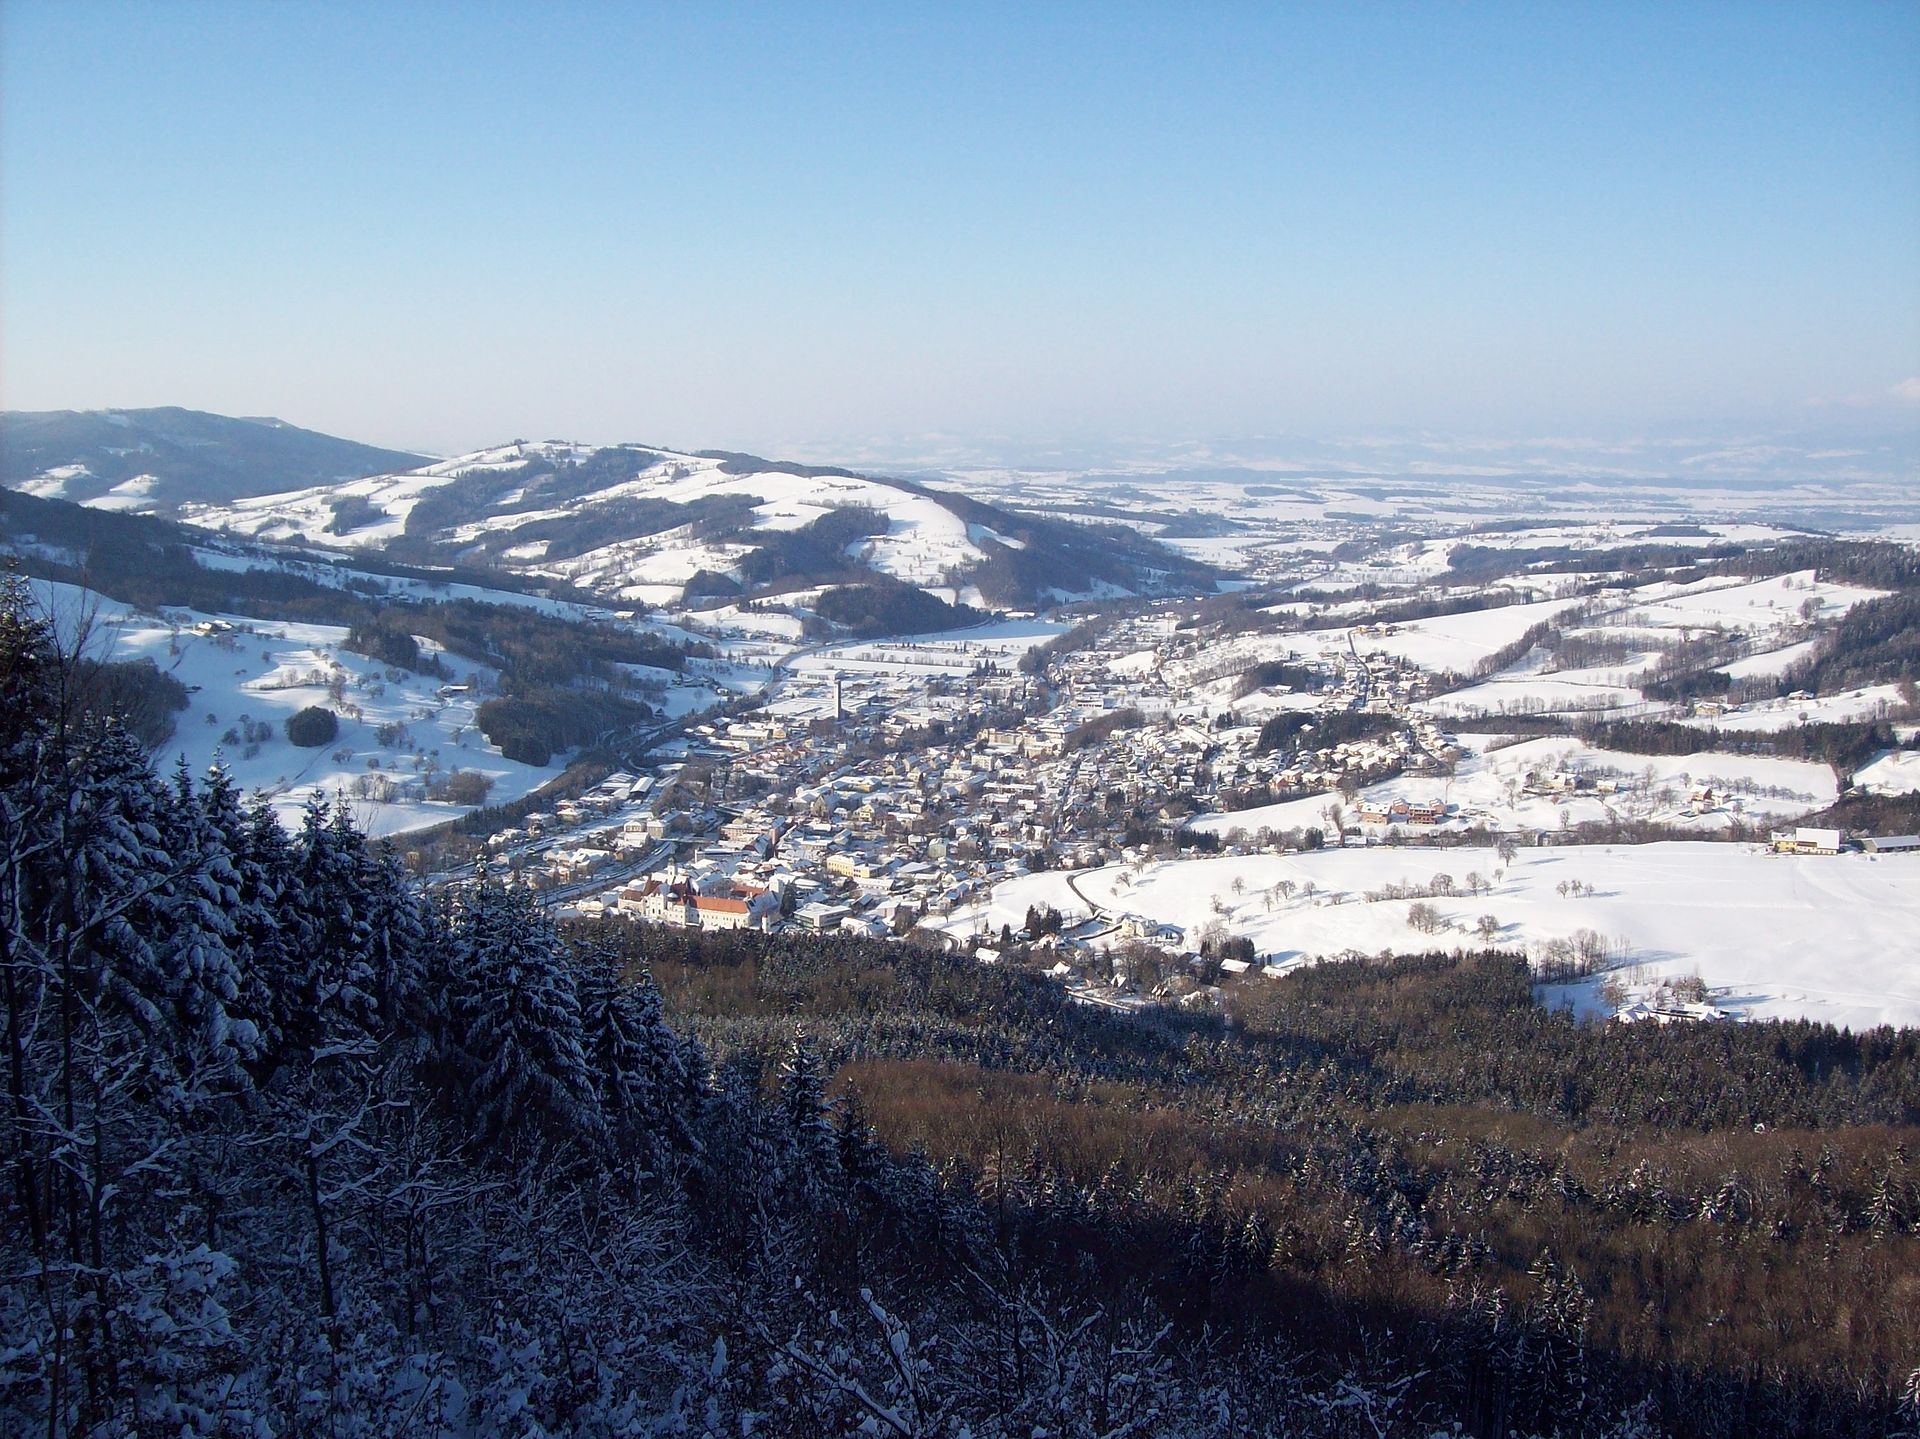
[283,793,378,1051]
[778,1028,838,1190]
[446,868,601,1156]
[574,936,702,1167]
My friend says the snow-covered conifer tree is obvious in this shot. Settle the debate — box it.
[778,1028,839,1190]
[446,868,601,1156]
[574,935,703,1167]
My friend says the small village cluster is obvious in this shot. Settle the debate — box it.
[463,609,1469,961]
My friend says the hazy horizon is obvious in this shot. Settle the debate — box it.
[4,2,1917,464]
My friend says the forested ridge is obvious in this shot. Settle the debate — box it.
[4,579,1919,1438]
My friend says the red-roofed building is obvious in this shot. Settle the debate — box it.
[616,876,774,930]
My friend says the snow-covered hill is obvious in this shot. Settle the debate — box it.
[29,578,569,838]
[22,565,773,838]
[0,407,425,509]
[179,440,1212,610]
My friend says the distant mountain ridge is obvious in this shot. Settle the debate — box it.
[182,436,1215,610]
[2,409,1216,610]
[0,406,427,510]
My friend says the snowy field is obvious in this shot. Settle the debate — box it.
[1192,732,1836,840]
[1419,675,1647,720]
[787,619,1067,680]
[184,544,618,621]
[765,619,1065,719]
[1691,685,1913,732]
[942,842,1920,1030]
[1393,573,1890,721]
[32,580,567,837]
[1856,749,1920,796]
[1160,594,1586,691]
[1160,570,1889,729]
[1617,571,1885,630]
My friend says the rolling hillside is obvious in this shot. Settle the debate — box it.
[180,438,1215,610]
[0,406,426,509]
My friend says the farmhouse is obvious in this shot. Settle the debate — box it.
[1861,834,1920,855]
[1770,826,1846,855]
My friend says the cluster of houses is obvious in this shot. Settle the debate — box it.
[435,580,1920,1034]
[521,611,1465,942]
[1353,797,1452,826]
[1768,826,1920,856]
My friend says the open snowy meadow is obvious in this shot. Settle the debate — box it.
[944,841,1920,1031]
[34,579,567,836]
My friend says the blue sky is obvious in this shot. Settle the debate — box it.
[3,1,1916,460]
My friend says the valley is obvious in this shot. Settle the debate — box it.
[7,410,1918,1033]
[8,14,1915,1434]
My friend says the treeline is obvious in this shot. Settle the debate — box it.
[1447,535,1920,596]
[393,460,545,545]
[1018,618,1102,674]
[1580,717,1917,775]
[408,596,702,691]
[495,491,760,564]
[1641,667,1733,702]
[355,604,695,767]
[1,487,708,706]
[1802,789,1920,836]
[475,687,655,766]
[1705,538,1920,592]
[391,448,743,559]
[1232,658,1324,698]
[341,619,448,674]
[1447,541,1746,584]
[73,654,191,747]
[1063,706,1145,751]
[0,484,580,616]
[808,579,986,639]
[1181,583,1542,642]
[1472,618,1555,678]
[1781,590,1920,695]
[1257,707,1400,755]
[885,478,1218,608]
[1646,587,1920,704]
[9,496,393,621]
[735,504,890,589]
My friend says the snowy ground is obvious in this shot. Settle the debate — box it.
[1692,685,1913,732]
[1856,749,1920,797]
[1160,594,1586,691]
[1419,675,1648,720]
[1721,638,1821,679]
[1407,573,1887,721]
[767,619,1065,720]
[944,462,1920,588]
[1160,570,1890,730]
[1192,732,1834,840]
[787,619,1066,679]
[1305,595,1590,674]
[1618,571,1884,630]
[33,580,568,837]
[941,841,1920,1030]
